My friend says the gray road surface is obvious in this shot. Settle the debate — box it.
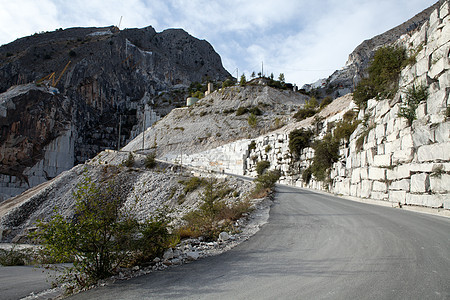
[0,265,56,300]
[69,186,450,299]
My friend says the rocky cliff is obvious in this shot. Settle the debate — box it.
[305,1,444,99]
[0,26,230,200]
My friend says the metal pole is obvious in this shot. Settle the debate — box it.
[142,104,145,150]
[117,115,122,150]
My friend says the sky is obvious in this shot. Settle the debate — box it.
[0,0,438,86]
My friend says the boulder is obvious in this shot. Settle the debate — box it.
[410,173,430,193]
[186,251,200,261]
[406,193,444,208]
[389,179,411,191]
[430,173,450,193]
[361,180,373,198]
[389,190,407,204]
[163,248,174,260]
[434,122,450,143]
[218,232,230,242]
[426,88,448,114]
[372,181,388,192]
[373,154,392,167]
[417,143,450,162]
[368,168,386,181]
[392,148,414,164]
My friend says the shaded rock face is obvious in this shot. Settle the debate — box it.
[0,85,71,179]
[0,26,230,200]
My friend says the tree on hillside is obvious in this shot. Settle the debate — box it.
[240,74,247,86]
[278,73,285,83]
[32,175,173,289]
[251,71,256,79]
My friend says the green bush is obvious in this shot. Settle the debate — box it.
[293,107,316,121]
[289,128,313,158]
[123,152,135,167]
[301,167,312,184]
[319,96,333,110]
[240,74,247,86]
[179,176,208,194]
[353,78,376,108]
[265,145,272,153]
[248,113,258,128]
[333,119,360,142]
[248,140,257,153]
[249,106,263,116]
[222,78,234,88]
[353,46,407,108]
[32,176,173,288]
[255,160,271,175]
[145,152,156,169]
[180,181,250,241]
[293,97,319,121]
[191,90,205,99]
[311,134,340,182]
[398,84,429,125]
[0,247,30,266]
[236,106,249,116]
[253,170,281,194]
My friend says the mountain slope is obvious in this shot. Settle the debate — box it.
[0,26,230,200]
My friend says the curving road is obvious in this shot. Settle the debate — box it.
[70,185,450,299]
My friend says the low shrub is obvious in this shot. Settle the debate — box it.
[179,176,208,194]
[311,134,340,182]
[179,181,251,241]
[145,152,156,169]
[31,176,173,290]
[255,160,270,175]
[123,152,135,167]
[251,170,281,198]
[301,167,312,184]
[248,140,257,153]
[319,96,333,110]
[248,113,258,128]
[236,106,249,116]
[289,128,313,158]
[0,247,31,266]
[293,107,316,121]
[398,84,429,125]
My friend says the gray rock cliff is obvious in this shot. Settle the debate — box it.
[0,25,231,200]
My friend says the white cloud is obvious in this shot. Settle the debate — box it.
[0,0,438,85]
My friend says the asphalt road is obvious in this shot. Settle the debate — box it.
[0,265,57,300]
[67,185,449,299]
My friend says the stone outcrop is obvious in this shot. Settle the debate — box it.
[124,85,308,158]
[0,26,230,201]
[305,1,444,99]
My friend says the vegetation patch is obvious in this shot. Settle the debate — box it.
[248,140,257,153]
[179,176,208,194]
[178,180,251,241]
[398,84,429,125]
[251,170,281,199]
[31,176,174,291]
[289,128,313,158]
[255,160,271,175]
[310,134,340,182]
[123,152,135,167]
[293,97,319,121]
[353,46,407,108]
[144,152,156,169]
